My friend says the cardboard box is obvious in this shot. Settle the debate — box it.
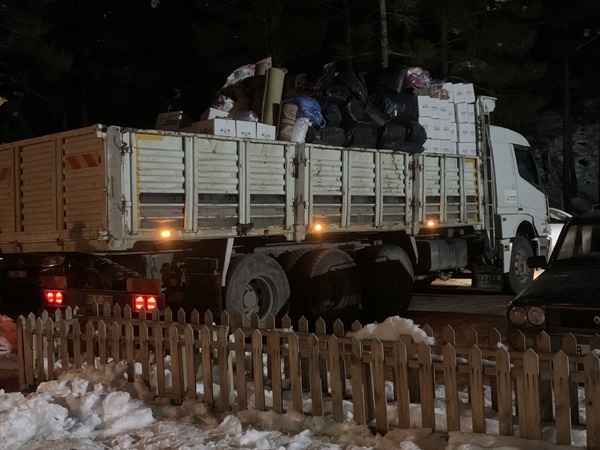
[449,141,457,154]
[442,83,455,103]
[181,118,236,137]
[418,117,433,138]
[429,139,442,154]
[441,119,452,137]
[431,119,443,140]
[256,123,276,140]
[438,99,451,120]
[155,111,193,131]
[441,140,457,155]
[458,142,477,157]
[455,103,468,123]
[467,104,476,124]
[453,83,465,103]
[417,96,432,117]
[458,123,476,143]
[200,107,230,120]
[447,103,456,122]
[448,121,457,142]
[463,83,476,103]
[429,98,441,119]
[235,120,256,139]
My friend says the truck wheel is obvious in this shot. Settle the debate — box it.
[291,248,360,325]
[356,244,414,321]
[504,236,534,294]
[224,254,290,327]
[277,248,312,274]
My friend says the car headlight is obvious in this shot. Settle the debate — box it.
[41,255,66,267]
[527,306,546,326]
[509,306,528,325]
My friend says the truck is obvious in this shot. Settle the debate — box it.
[0,95,550,326]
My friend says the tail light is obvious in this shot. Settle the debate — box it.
[43,290,64,306]
[133,294,158,311]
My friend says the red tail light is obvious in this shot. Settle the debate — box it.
[133,294,158,311]
[43,290,64,306]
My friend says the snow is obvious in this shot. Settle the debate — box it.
[0,317,587,449]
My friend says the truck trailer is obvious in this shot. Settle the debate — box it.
[0,96,550,325]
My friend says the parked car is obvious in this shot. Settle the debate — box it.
[506,210,600,353]
[548,207,572,255]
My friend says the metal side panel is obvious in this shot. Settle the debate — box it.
[195,136,240,231]
[246,140,294,231]
[0,143,17,238]
[380,151,411,227]
[417,153,483,229]
[0,126,109,252]
[306,144,343,228]
[134,132,186,231]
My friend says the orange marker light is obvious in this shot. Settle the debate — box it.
[160,230,171,238]
[314,224,323,232]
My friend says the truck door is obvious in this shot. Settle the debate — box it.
[511,143,548,226]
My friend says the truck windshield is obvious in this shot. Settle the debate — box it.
[555,222,600,260]
[514,144,540,186]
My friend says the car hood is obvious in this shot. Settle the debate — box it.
[513,260,600,306]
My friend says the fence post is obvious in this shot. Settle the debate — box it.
[417,342,435,430]
[59,319,69,373]
[252,329,265,411]
[169,324,182,404]
[350,337,366,425]
[234,329,247,411]
[371,338,388,436]
[394,339,411,429]
[328,335,343,423]
[495,347,513,436]
[288,332,303,413]
[269,331,283,414]
[86,321,95,367]
[111,321,120,364]
[553,351,572,446]
[308,334,323,417]
[139,323,150,387]
[98,320,107,366]
[217,326,231,411]
[585,352,600,450]
[520,349,541,440]
[153,323,165,398]
[125,322,135,382]
[562,333,581,425]
[443,343,460,432]
[184,325,196,400]
[469,345,485,434]
[536,331,553,422]
[200,325,214,406]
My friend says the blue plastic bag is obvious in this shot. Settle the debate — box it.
[285,97,324,127]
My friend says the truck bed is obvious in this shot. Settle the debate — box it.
[0,125,484,253]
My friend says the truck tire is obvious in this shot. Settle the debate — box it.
[277,248,312,274]
[356,244,414,321]
[224,254,290,327]
[504,236,534,294]
[290,248,360,325]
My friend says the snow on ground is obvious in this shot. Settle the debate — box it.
[0,317,588,449]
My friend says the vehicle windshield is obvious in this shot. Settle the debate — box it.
[555,221,600,260]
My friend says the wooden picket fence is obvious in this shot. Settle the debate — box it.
[16,305,600,449]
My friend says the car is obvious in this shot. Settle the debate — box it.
[548,207,572,255]
[506,209,600,353]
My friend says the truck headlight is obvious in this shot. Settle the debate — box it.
[527,306,546,326]
[508,306,528,325]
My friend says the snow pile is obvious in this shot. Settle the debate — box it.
[349,315,436,345]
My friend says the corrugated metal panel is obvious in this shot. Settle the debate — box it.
[423,155,442,221]
[308,145,343,224]
[136,134,185,229]
[20,141,57,232]
[380,152,408,224]
[0,145,16,234]
[196,137,239,229]
[349,150,375,225]
[63,132,106,233]
[248,141,288,229]
[464,158,480,222]
[444,157,461,222]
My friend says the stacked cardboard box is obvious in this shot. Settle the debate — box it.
[418,83,477,157]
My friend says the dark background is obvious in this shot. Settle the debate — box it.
[1,0,599,207]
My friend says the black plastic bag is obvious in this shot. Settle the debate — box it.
[308,126,346,146]
[341,97,368,128]
[382,140,425,154]
[379,122,407,145]
[363,65,407,94]
[322,104,342,128]
[365,101,388,130]
[401,120,428,147]
[312,61,337,92]
[346,122,377,149]
[322,84,350,106]
[336,70,369,105]
[369,90,418,122]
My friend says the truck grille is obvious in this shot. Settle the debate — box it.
[545,306,600,332]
